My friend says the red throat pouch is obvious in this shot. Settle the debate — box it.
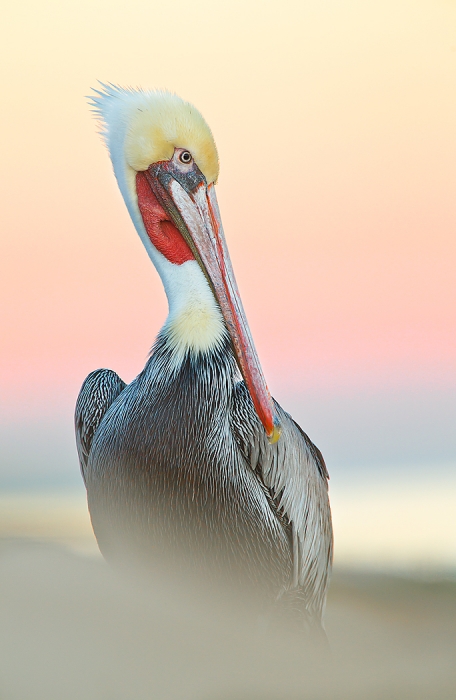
[136,171,195,265]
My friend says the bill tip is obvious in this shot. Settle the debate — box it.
[267,421,282,445]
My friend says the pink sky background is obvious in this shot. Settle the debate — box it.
[1,0,455,422]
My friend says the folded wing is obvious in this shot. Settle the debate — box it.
[230,382,333,622]
[75,369,126,485]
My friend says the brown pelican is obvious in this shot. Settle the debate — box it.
[75,85,332,632]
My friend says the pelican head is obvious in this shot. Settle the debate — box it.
[90,84,280,442]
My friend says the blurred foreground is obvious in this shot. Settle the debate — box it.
[0,537,455,700]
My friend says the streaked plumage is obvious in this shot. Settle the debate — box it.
[75,85,332,632]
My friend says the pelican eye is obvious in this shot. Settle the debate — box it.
[179,150,193,164]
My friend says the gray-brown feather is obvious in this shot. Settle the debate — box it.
[74,340,332,627]
[75,369,126,484]
[230,382,333,621]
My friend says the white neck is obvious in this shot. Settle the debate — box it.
[103,126,226,363]
[154,255,227,364]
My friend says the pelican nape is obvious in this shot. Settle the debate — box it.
[75,85,333,633]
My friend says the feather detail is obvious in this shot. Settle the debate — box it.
[75,369,126,484]
[230,381,333,620]
[88,83,219,184]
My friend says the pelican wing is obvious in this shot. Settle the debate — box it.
[75,369,126,484]
[230,382,333,619]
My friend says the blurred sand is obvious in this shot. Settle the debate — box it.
[0,538,455,700]
[0,493,98,557]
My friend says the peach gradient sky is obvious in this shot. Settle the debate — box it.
[1,0,455,417]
